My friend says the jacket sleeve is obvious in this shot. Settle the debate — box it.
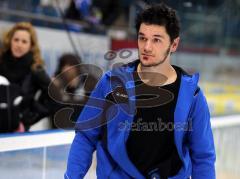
[188,89,216,179]
[65,74,109,179]
[22,67,56,126]
[32,66,51,91]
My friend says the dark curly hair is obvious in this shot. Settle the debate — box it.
[135,3,180,42]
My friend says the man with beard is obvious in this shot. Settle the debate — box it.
[65,3,216,179]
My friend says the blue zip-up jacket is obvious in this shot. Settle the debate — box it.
[65,61,216,179]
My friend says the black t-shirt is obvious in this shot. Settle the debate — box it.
[126,65,182,178]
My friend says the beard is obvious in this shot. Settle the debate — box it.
[140,45,171,67]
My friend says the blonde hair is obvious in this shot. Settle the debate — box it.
[1,22,44,70]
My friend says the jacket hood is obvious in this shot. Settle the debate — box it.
[105,59,199,92]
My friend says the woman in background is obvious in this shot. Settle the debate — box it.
[51,53,98,129]
[54,54,82,102]
[0,22,54,132]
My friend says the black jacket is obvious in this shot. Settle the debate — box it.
[0,51,56,131]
